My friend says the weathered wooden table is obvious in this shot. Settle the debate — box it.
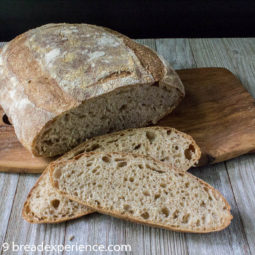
[0,39,254,255]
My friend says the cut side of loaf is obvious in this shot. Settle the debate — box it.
[35,83,182,157]
[22,126,201,223]
[50,152,232,233]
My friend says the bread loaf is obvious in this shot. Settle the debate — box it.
[23,126,200,223]
[50,152,232,233]
[0,23,184,157]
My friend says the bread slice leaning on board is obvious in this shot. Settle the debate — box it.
[50,152,232,233]
[0,23,184,157]
[22,126,201,223]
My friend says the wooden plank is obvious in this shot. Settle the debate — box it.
[226,154,255,252]
[186,164,251,255]
[0,173,19,254]
[156,38,196,69]
[221,38,255,97]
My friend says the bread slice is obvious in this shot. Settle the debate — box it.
[22,126,201,223]
[50,152,232,233]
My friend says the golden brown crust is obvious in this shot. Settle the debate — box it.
[101,26,165,81]
[49,152,232,233]
[6,36,78,114]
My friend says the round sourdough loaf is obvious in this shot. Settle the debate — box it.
[0,23,184,157]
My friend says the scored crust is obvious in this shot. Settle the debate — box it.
[49,152,232,233]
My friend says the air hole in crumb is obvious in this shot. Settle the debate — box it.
[161,207,169,217]
[64,114,70,121]
[123,204,130,211]
[160,183,166,188]
[204,187,209,192]
[173,210,179,219]
[184,144,195,160]
[200,201,206,207]
[167,130,172,135]
[86,144,100,152]
[102,156,111,163]
[185,182,190,188]
[120,104,127,111]
[141,212,149,219]
[134,144,141,150]
[179,172,184,177]
[146,131,156,144]
[154,194,160,200]
[143,191,150,196]
[196,219,200,226]
[98,184,102,188]
[118,162,127,168]
[138,164,143,169]
[54,169,62,179]
[182,214,190,223]
[161,156,169,162]
[175,145,179,150]
[95,200,101,206]
[129,177,134,182]
[92,168,98,173]
[51,199,60,209]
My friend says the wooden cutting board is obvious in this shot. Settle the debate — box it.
[1,67,255,173]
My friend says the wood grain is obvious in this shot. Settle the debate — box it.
[1,67,255,173]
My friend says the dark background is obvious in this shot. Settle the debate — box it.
[1,0,255,41]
